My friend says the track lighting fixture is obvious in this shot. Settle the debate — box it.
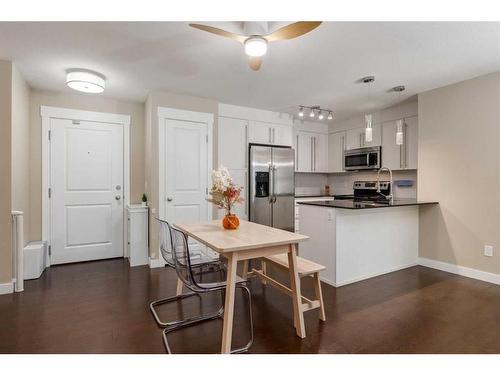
[297,105,333,121]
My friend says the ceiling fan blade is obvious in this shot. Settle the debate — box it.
[249,56,262,71]
[189,23,246,43]
[265,21,322,42]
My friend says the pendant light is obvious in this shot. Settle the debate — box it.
[298,107,304,117]
[318,111,324,120]
[309,109,315,118]
[393,85,406,146]
[362,76,375,143]
[327,112,333,120]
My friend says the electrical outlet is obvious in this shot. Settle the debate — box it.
[484,245,493,257]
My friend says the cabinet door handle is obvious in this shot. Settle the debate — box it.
[268,128,271,143]
[272,128,275,143]
[404,122,408,168]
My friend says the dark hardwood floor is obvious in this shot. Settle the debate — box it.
[1,258,500,354]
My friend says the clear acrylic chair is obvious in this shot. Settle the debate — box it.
[149,218,224,328]
[163,225,254,354]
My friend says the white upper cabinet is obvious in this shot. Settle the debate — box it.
[272,123,293,146]
[381,116,418,170]
[294,130,328,173]
[314,133,329,173]
[328,131,345,173]
[345,124,381,150]
[403,116,418,169]
[248,120,293,146]
[218,117,248,169]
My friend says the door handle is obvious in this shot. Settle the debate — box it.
[167,197,173,202]
[268,128,272,143]
[115,195,121,201]
[272,128,275,143]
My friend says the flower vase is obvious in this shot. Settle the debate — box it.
[222,212,240,230]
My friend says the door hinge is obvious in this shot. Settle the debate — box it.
[48,188,52,198]
[48,245,51,256]
[48,130,51,140]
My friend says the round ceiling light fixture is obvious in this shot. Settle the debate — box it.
[244,36,268,57]
[66,70,106,93]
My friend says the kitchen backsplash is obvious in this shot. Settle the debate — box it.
[295,170,417,199]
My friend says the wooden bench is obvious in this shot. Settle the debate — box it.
[248,254,326,325]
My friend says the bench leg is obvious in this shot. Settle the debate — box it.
[240,260,249,279]
[313,273,326,322]
[261,260,267,285]
[176,278,183,297]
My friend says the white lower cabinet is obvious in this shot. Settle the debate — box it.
[381,116,418,170]
[127,205,149,267]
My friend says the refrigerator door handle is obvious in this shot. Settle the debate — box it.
[268,163,273,204]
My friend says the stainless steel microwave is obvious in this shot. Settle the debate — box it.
[344,146,381,171]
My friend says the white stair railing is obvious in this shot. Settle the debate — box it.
[11,211,24,292]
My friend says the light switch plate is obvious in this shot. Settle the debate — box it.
[484,245,493,257]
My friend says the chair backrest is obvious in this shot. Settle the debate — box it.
[157,218,174,266]
[168,225,200,291]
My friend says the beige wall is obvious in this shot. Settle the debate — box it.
[29,89,145,241]
[418,72,500,274]
[145,91,218,258]
[0,61,13,283]
[11,64,31,245]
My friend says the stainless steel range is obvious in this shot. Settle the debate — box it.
[334,180,391,202]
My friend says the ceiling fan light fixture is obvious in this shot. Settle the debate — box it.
[298,107,304,117]
[327,112,333,120]
[309,109,315,118]
[244,36,268,57]
[66,70,105,93]
[318,111,324,120]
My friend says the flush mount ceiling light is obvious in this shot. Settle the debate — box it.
[66,70,106,93]
[298,105,333,121]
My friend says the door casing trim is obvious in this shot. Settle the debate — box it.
[41,105,131,267]
[157,106,214,224]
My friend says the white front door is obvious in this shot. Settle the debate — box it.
[160,117,211,253]
[50,118,124,264]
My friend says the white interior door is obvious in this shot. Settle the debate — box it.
[163,118,210,252]
[50,118,124,264]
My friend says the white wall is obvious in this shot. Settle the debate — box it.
[418,71,500,275]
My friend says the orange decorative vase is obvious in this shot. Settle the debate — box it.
[222,213,240,230]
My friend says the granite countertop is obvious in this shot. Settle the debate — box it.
[297,198,438,210]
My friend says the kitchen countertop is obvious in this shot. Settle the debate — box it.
[295,195,334,199]
[297,198,438,210]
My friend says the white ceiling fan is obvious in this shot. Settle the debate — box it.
[189,22,322,71]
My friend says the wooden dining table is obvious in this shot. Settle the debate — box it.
[174,219,309,354]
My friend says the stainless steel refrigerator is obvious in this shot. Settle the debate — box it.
[249,145,295,232]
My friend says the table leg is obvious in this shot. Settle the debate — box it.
[287,244,306,338]
[221,252,238,353]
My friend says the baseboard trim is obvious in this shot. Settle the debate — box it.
[148,256,165,269]
[320,262,418,288]
[0,281,14,295]
[418,257,500,286]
